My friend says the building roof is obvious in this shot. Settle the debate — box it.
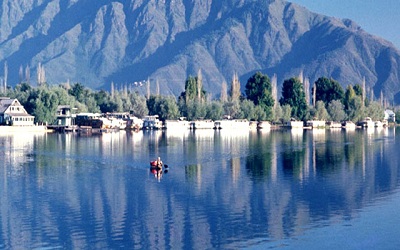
[0,98,31,117]
[0,98,14,113]
[6,113,34,117]
[385,109,395,115]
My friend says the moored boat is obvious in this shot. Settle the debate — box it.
[143,115,163,130]
[165,118,190,130]
[190,120,214,129]
[327,121,342,129]
[342,121,356,130]
[358,117,374,128]
[257,121,271,130]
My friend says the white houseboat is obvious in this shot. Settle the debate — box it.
[257,121,271,130]
[164,118,190,130]
[214,119,249,130]
[306,120,326,129]
[327,121,342,129]
[342,121,356,130]
[143,115,163,130]
[358,117,374,128]
[286,118,304,129]
[190,120,214,129]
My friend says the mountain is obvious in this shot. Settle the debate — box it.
[1,0,400,103]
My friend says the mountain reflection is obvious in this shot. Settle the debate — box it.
[0,128,399,248]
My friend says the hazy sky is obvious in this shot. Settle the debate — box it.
[289,0,400,49]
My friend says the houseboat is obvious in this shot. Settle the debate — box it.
[286,118,304,129]
[49,105,78,132]
[75,113,105,129]
[105,113,130,130]
[214,119,249,130]
[143,115,163,130]
[164,118,190,130]
[358,117,374,128]
[342,121,356,130]
[306,120,326,129]
[108,112,143,130]
[124,114,143,130]
[327,121,342,129]
[249,121,258,130]
[190,120,214,129]
[257,121,271,130]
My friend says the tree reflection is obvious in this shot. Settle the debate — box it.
[314,144,344,174]
[245,153,272,181]
[282,149,305,177]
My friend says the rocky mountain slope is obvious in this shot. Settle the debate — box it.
[1,0,400,103]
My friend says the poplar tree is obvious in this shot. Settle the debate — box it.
[230,72,241,102]
[220,81,228,102]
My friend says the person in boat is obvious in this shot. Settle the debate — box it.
[150,157,163,170]
[155,156,163,170]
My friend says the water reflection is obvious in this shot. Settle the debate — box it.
[0,128,399,248]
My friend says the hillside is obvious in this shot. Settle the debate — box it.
[1,0,400,103]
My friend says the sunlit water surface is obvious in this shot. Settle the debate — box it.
[0,128,399,249]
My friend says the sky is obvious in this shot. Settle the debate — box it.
[289,0,400,49]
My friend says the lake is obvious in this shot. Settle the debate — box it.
[0,127,399,249]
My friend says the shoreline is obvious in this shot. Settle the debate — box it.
[0,125,52,134]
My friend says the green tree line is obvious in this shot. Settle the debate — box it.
[0,72,394,124]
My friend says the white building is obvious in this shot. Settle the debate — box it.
[384,110,395,123]
[0,97,35,126]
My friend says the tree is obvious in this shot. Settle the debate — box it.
[185,100,207,120]
[179,75,206,103]
[327,100,347,121]
[365,101,384,121]
[344,85,356,110]
[68,83,86,103]
[223,100,241,118]
[279,77,308,120]
[281,104,292,124]
[129,91,148,117]
[245,72,274,118]
[353,84,363,96]
[230,72,241,102]
[220,81,228,102]
[206,101,224,120]
[29,86,59,123]
[147,96,180,120]
[314,100,330,120]
[94,90,110,112]
[347,95,365,121]
[240,99,267,121]
[272,104,283,124]
[313,77,344,105]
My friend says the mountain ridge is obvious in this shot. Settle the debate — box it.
[1,0,400,103]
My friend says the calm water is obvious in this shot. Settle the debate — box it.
[0,128,400,249]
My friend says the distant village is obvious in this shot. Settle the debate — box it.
[0,70,398,134]
[0,96,395,135]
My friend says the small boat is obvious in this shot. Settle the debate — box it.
[149,161,169,175]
